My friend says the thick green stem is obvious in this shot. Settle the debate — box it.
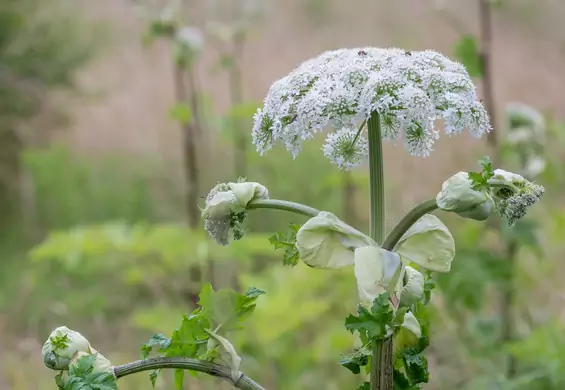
[368,113,385,244]
[382,199,438,251]
[247,199,320,218]
[114,357,265,390]
[367,112,392,390]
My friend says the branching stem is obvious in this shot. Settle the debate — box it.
[114,357,266,390]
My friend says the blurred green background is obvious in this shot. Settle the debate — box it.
[2,0,565,389]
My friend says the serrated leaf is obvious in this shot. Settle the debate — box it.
[165,312,209,358]
[269,224,301,266]
[339,351,369,374]
[174,368,184,389]
[149,369,160,388]
[453,35,482,78]
[402,349,429,385]
[69,354,96,376]
[345,293,394,339]
[141,333,171,359]
[198,283,264,331]
[468,156,495,191]
[244,286,266,299]
[169,103,193,124]
[62,354,118,390]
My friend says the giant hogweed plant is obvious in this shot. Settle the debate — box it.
[41,48,544,390]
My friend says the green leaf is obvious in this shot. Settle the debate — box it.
[245,286,266,299]
[69,354,96,377]
[55,372,66,389]
[198,283,265,332]
[141,333,171,359]
[339,348,370,374]
[453,35,482,78]
[393,369,415,390]
[165,312,209,358]
[468,156,495,191]
[62,354,118,390]
[269,224,301,266]
[149,369,160,388]
[174,368,185,389]
[402,348,429,385]
[356,382,370,390]
[169,103,193,124]
[345,293,393,339]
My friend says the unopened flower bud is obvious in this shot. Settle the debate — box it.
[42,326,92,371]
[202,181,269,245]
[399,266,424,305]
[436,172,495,221]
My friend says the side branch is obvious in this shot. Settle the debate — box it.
[247,199,320,218]
[113,357,266,390]
[382,199,438,251]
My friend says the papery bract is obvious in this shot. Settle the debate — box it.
[295,211,375,268]
[394,214,455,273]
[353,246,403,304]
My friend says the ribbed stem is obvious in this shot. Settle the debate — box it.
[367,112,392,390]
[368,113,385,244]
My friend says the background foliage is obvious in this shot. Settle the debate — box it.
[2,0,565,389]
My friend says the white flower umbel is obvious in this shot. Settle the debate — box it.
[438,168,545,227]
[252,47,491,167]
[202,181,269,245]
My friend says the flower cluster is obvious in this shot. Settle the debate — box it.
[252,47,492,168]
[202,181,269,245]
[490,170,545,226]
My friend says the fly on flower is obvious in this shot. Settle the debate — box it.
[251,47,492,169]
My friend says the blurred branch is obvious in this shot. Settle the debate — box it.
[478,0,499,163]
[114,357,266,390]
[173,66,201,229]
[501,240,518,378]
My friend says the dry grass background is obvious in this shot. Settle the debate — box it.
[4,0,565,388]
